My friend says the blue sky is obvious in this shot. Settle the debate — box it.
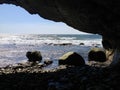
[0,4,87,34]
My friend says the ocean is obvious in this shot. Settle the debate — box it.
[0,34,102,68]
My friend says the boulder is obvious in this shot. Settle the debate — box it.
[88,48,106,62]
[26,51,42,62]
[59,52,85,66]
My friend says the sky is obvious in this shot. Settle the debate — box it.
[0,4,88,34]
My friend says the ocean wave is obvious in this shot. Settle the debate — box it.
[0,34,102,46]
[0,34,102,68]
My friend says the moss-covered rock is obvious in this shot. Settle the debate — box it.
[59,52,85,66]
[26,51,42,62]
[88,48,106,62]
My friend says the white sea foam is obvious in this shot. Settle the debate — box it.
[0,34,102,67]
[0,34,102,46]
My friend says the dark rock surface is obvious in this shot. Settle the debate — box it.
[26,51,42,62]
[0,0,120,36]
[0,64,120,90]
[88,48,106,62]
[59,52,85,66]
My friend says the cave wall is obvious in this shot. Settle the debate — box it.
[1,0,120,65]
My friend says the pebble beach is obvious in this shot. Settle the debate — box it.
[0,63,120,90]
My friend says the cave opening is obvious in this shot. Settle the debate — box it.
[0,4,103,68]
[0,1,120,90]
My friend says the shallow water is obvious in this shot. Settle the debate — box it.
[0,34,102,68]
[0,43,95,68]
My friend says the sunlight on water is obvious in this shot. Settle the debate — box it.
[0,34,102,68]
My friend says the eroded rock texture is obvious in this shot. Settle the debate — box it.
[0,0,120,66]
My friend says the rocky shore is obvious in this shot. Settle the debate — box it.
[0,62,120,90]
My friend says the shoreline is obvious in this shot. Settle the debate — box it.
[0,34,112,89]
[0,43,93,68]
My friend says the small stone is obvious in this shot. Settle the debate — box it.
[44,60,53,65]
[80,43,84,45]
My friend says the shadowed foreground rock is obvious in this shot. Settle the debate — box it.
[1,0,120,65]
[0,64,120,90]
[59,52,85,66]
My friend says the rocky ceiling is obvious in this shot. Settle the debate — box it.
[0,0,120,36]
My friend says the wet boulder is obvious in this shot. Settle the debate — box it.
[44,60,53,65]
[80,43,84,46]
[88,48,106,62]
[59,52,85,66]
[26,51,42,62]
